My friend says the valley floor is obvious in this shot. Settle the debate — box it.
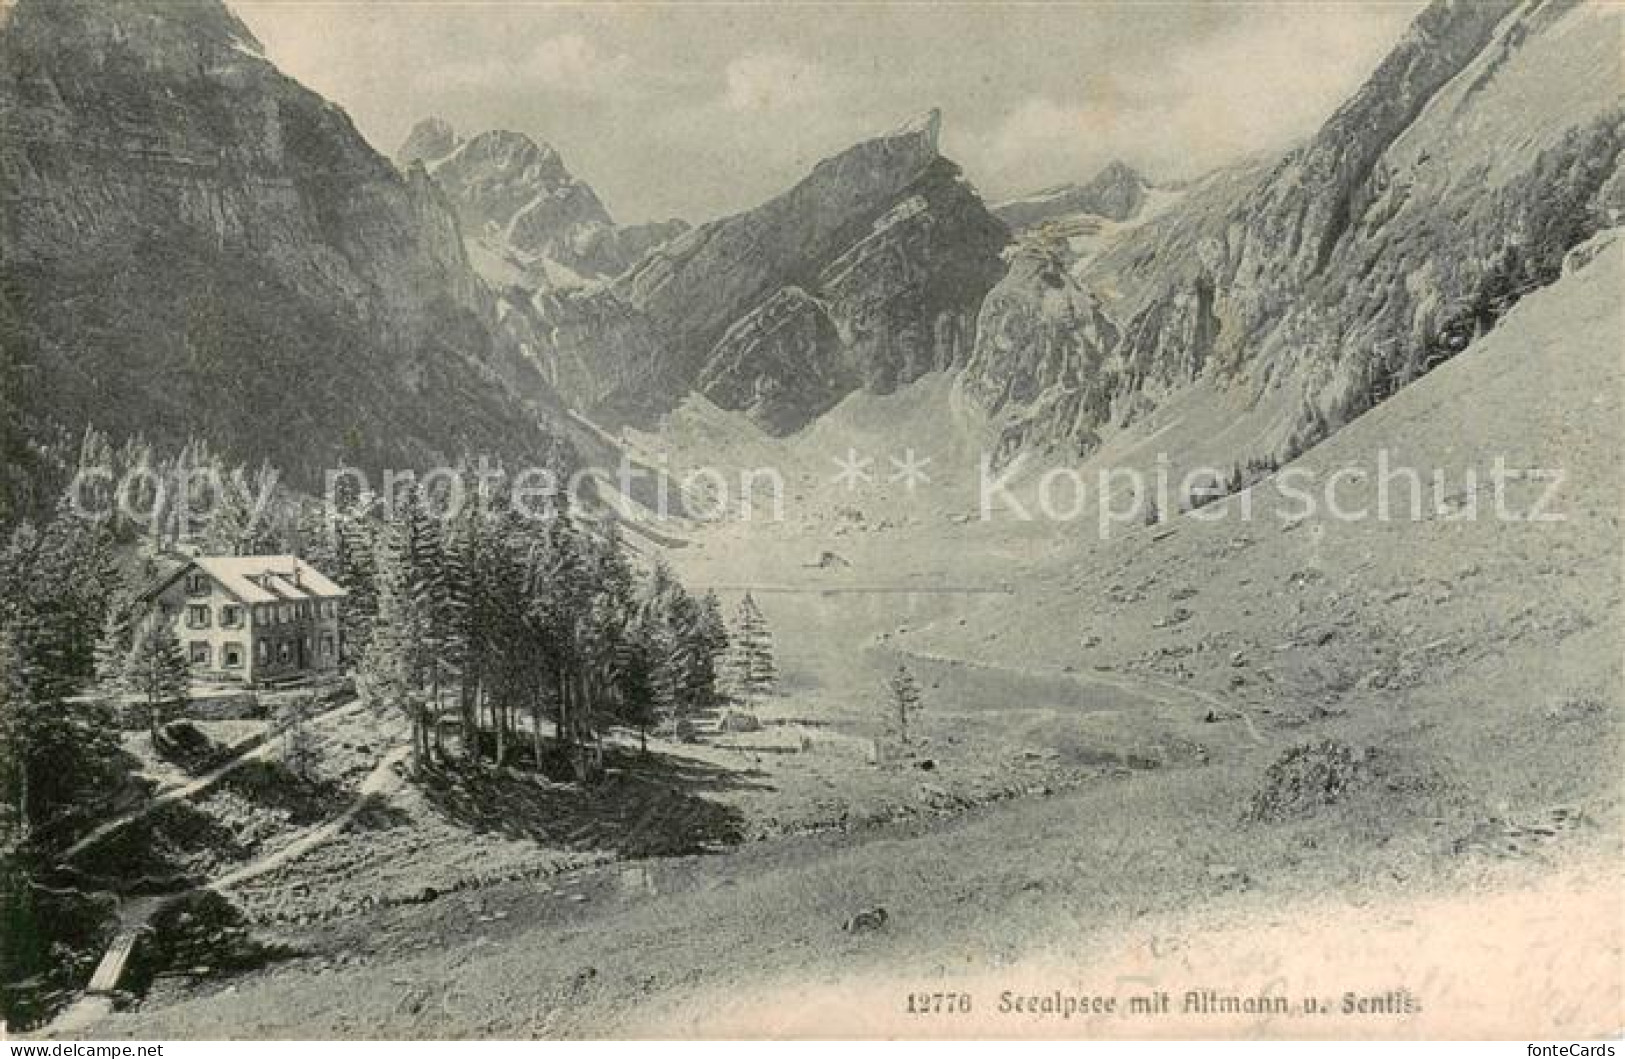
[64,737,1623,1039]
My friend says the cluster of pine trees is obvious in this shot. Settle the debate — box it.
[311,473,732,781]
[1,431,742,1018]
[0,492,128,847]
[0,475,132,1008]
[58,430,292,557]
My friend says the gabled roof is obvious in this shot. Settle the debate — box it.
[141,555,348,604]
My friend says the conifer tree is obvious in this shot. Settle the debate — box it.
[321,467,378,658]
[124,613,189,739]
[660,585,728,725]
[1,510,128,837]
[727,591,776,709]
[362,528,429,769]
[92,598,134,696]
[277,692,318,781]
[398,482,455,763]
[204,462,282,556]
[885,663,923,747]
[0,620,40,833]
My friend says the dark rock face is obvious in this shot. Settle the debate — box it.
[993,160,1150,230]
[695,287,848,435]
[396,119,688,288]
[963,0,1624,464]
[962,247,1122,461]
[0,0,565,510]
[528,110,1010,434]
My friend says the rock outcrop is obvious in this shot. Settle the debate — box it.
[961,245,1122,462]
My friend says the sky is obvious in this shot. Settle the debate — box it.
[233,1,1428,225]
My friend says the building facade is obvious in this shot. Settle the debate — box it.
[142,555,347,686]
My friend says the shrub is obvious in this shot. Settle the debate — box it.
[154,720,232,775]
[1247,738,1366,822]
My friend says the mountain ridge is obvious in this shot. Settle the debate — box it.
[959,0,1623,471]
[0,0,571,515]
[993,160,1152,230]
[395,117,689,291]
[497,107,1011,434]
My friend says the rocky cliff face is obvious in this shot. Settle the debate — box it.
[395,119,688,290]
[524,110,1010,433]
[0,0,566,511]
[993,161,1150,230]
[963,0,1625,467]
[961,246,1123,461]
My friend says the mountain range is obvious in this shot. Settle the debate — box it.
[444,109,1010,435]
[1,0,1620,516]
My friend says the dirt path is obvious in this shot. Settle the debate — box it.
[885,643,1269,746]
[213,745,411,893]
[38,738,408,1038]
[60,698,370,864]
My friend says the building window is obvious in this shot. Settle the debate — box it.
[187,604,210,629]
[321,634,335,658]
[278,642,292,663]
[257,639,269,665]
[189,641,211,666]
[221,605,242,628]
[186,572,209,596]
[279,604,292,624]
[303,636,312,656]
[223,643,244,668]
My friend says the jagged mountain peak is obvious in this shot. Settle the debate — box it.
[518,108,1007,432]
[398,116,460,166]
[1084,159,1149,201]
[890,107,943,150]
[995,159,1152,229]
[397,122,567,177]
[787,109,953,203]
[1092,159,1144,183]
[399,120,610,236]
[458,128,568,179]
